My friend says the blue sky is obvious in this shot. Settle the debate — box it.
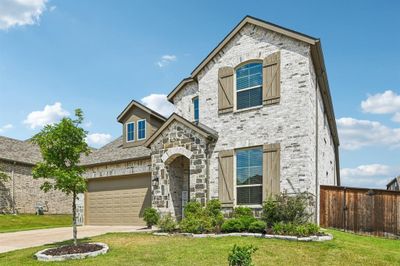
[0,0,399,188]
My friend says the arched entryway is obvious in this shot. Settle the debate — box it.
[165,155,190,221]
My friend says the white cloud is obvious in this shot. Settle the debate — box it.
[337,117,400,150]
[0,124,13,133]
[23,102,70,129]
[0,0,49,30]
[141,94,175,117]
[85,133,112,147]
[156,54,177,67]
[361,90,400,122]
[340,164,396,188]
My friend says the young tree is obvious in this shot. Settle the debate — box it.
[32,109,90,246]
[0,167,9,182]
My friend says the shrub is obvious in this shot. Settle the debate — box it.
[248,220,266,233]
[304,223,320,235]
[143,208,160,228]
[180,199,224,234]
[158,213,177,233]
[261,192,314,226]
[221,218,245,233]
[239,216,258,231]
[233,206,253,218]
[272,222,320,236]
[183,201,203,217]
[180,215,214,234]
[228,244,257,266]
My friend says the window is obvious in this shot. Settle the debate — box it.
[236,62,263,110]
[193,97,199,122]
[127,122,135,142]
[137,119,146,140]
[236,147,263,205]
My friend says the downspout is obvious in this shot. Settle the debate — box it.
[205,142,211,202]
[314,72,321,224]
[11,161,16,214]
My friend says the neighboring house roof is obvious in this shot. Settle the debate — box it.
[166,15,339,148]
[80,136,151,166]
[145,113,218,147]
[117,99,167,123]
[0,136,41,166]
[387,176,400,190]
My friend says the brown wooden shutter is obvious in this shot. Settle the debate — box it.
[263,52,281,105]
[218,67,234,114]
[218,149,234,206]
[263,143,281,200]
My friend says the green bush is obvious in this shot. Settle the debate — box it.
[272,222,320,236]
[179,215,214,234]
[228,244,257,266]
[179,199,224,234]
[239,216,258,231]
[233,206,253,218]
[143,208,160,228]
[248,220,266,233]
[183,201,203,217]
[261,192,313,226]
[158,213,177,233]
[304,223,320,235]
[221,218,245,233]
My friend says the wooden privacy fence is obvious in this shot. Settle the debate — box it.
[320,185,400,237]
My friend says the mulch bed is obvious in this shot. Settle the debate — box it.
[43,244,103,256]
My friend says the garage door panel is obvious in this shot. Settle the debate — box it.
[86,174,151,226]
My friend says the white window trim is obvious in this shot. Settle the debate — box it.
[234,62,263,112]
[137,119,146,141]
[126,122,135,142]
[234,146,263,207]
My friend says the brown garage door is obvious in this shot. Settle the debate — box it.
[85,174,151,226]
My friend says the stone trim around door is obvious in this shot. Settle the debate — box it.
[149,120,215,220]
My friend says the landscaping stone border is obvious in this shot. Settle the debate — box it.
[153,232,333,242]
[35,243,109,262]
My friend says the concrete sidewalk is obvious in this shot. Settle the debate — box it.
[0,226,150,253]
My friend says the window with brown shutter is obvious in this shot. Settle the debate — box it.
[218,67,234,114]
[263,52,281,105]
[263,143,281,200]
[218,149,234,206]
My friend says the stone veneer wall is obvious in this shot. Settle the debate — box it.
[83,159,151,179]
[149,121,211,219]
[0,160,71,214]
[173,24,336,220]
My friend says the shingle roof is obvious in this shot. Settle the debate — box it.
[0,136,41,165]
[80,136,151,166]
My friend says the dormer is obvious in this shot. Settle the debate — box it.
[117,100,167,147]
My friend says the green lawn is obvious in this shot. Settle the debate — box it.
[0,214,72,233]
[0,230,399,265]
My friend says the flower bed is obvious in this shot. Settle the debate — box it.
[153,232,333,242]
[35,243,109,262]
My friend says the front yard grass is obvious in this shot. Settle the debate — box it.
[0,229,399,265]
[0,214,71,233]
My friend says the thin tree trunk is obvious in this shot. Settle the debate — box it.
[72,191,77,246]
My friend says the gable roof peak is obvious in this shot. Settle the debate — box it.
[117,99,167,123]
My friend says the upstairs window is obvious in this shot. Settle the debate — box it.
[137,119,146,140]
[236,62,263,110]
[193,97,199,122]
[127,122,135,142]
[236,147,263,205]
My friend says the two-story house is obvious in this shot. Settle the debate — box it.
[81,16,340,226]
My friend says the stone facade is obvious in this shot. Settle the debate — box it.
[0,160,71,214]
[84,159,151,179]
[149,121,212,220]
[172,23,338,220]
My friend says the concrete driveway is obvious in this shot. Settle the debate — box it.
[0,226,150,253]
